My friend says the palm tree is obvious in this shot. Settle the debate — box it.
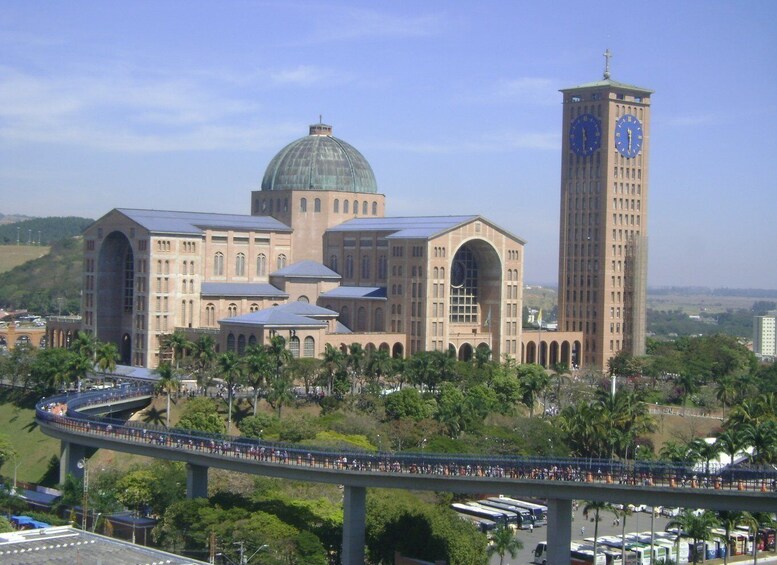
[321,344,345,396]
[613,504,633,565]
[659,440,690,464]
[216,352,243,433]
[486,524,523,565]
[162,331,191,370]
[715,428,744,467]
[190,335,216,389]
[365,348,392,392]
[715,377,736,418]
[716,510,744,565]
[582,500,611,562]
[94,341,118,384]
[688,438,722,478]
[740,512,761,565]
[741,420,777,464]
[667,509,719,564]
[345,343,365,394]
[154,362,180,427]
[69,332,97,392]
[242,344,273,416]
[516,363,550,418]
[676,372,700,413]
[266,335,292,380]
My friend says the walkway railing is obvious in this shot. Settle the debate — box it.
[36,388,777,493]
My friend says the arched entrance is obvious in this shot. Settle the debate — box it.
[458,343,473,361]
[97,231,134,363]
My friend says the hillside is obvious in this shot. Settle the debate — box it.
[0,237,83,315]
[0,246,51,274]
[0,216,93,245]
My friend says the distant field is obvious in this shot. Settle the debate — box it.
[647,293,764,314]
[0,245,50,274]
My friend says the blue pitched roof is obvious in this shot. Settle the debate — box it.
[320,286,386,299]
[201,282,288,298]
[327,215,478,239]
[114,209,291,235]
[271,260,341,279]
[219,302,336,328]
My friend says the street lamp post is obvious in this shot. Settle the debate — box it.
[11,453,21,495]
[77,458,88,530]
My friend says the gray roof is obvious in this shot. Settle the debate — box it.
[327,215,478,238]
[0,526,207,565]
[327,215,526,243]
[262,124,378,194]
[219,302,336,328]
[560,77,653,94]
[320,286,386,299]
[201,282,288,298]
[271,260,341,279]
[114,209,291,235]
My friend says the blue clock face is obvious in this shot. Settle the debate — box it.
[614,114,644,158]
[569,113,602,157]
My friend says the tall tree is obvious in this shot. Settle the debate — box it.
[716,510,745,565]
[155,362,181,427]
[242,344,273,416]
[667,509,719,564]
[162,331,191,370]
[190,335,216,389]
[486,524,523,565]
[582,500,611,563]
[94,341,118,383]
[321,344,345,396]
[516,363,549,418]
[216,352,243,433]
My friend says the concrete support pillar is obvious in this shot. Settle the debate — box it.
[186,463,209,499]
[341,485,366,565]
[547,498,572,565]
[59,441,86,485]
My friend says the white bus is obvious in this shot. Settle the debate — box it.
[494,496,548,526]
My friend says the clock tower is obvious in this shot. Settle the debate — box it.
[557,51,653,370]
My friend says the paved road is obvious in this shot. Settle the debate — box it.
[489,503,672,565]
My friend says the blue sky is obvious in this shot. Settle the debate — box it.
[2,1,776,289]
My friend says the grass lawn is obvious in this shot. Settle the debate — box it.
[0,389,60,485]
[0,245,51,274]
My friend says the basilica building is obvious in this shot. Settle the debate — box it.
[76,123,535,368]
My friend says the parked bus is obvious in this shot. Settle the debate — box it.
[494,496,548,526]
[595,536,668,564]
[450,503,513,529]
[456,513,496,534]
[481,498,534,529]
[533,542,606,565]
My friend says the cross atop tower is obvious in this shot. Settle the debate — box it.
[603,48,612,79]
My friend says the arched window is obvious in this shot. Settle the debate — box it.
[289,336,300,359]
[206,303,215,326]
[377,255,387,279]
[372,202,378,215]
[300,198,307,212]
[357,307,367,331]
[374,308,384,331]
[314,198,321,212]
[250,303,259,312]
[345,255,354,278]
[248,335,257,346]
[334,199,340,213]
[362,201,368,215]
[361,255,370,278]
[304,336,315,358]
[256,253,267,276]
[277,254,287,270]
[228,303,238,317]
[214,252,224,276]
[235,253,246,276]
[344,200,349,213]
[340,306,350,328]
[329,255,338,273]
[227,333,236,352]
[181,300,187,325]
[352,200,357,214]
[237,334,246,355]
[298,295,309,303]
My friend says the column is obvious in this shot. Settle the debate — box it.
[59,441,86,485]
[546,498,572,565]
[341,486,366,565]
[186,463,209,499]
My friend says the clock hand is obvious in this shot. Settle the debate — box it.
[627,129,632,153]
[582,128,588,148]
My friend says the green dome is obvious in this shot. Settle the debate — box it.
[261,124,377,193]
